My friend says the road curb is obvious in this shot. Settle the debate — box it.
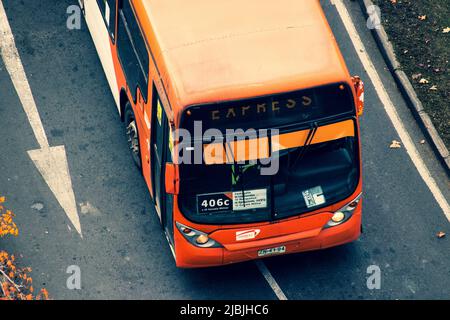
[358,0,450,174]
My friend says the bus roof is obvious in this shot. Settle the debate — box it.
[137,0,351,113]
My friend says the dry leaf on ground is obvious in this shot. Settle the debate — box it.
[390,140,402,149]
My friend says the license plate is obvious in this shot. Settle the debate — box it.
[258,246,286,257]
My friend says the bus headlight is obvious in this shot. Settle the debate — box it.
[331,211,345,223]
[324,193,361,228]
[195,234,209,245]
[176,222,222,248]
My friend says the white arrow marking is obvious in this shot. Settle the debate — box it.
[27,147,81,236]
[0,1,82,236]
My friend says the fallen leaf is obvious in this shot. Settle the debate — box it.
[390,140,402,149]
[412,73,422,80]
[418,15,427,21]
[429,85,438,91]
[443,27,450,33]
[419,78,429,84]
[437,231,446,238]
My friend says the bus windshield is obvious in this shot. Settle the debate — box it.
[178,128,359,224]
[178,84,360,224]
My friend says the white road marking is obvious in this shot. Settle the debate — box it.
[333,0,450,221]
[0,1,82,236]
[255,260,288,300]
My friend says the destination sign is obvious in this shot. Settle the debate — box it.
[181,83,354,133]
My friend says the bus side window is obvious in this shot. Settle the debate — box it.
[117,0,149,103]
[96,0,116,41]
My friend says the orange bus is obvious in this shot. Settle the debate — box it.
[81,0,365,267]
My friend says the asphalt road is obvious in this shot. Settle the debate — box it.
[0,0,449,299]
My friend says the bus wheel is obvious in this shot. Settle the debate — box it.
[124,103,142,170]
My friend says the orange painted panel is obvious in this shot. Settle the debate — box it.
[203,119,355,164]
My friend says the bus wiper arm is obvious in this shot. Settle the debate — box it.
[224,141,246,208]
[289,122,319,170]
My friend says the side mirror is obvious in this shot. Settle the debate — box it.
[352,76,365,116]
[165,163,179,195]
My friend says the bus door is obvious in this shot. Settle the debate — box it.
[150,89,174,243]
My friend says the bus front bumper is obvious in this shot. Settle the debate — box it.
[174,213,361,268]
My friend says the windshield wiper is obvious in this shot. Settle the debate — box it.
[224,140,247,208]
[289,122,319,171]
